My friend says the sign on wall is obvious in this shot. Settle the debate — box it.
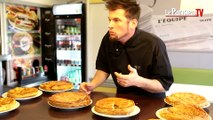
[5,4,42,86]
[151,15,213,51]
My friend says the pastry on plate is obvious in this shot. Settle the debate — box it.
[0,97,17,112]
[7,87,39,98]
[39,81,73,91]
[48,91,91,108]
[165,92,209,108]
[94,97,135,115]
[156,104,211,120]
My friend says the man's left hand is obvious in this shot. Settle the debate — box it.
[114,65,140,87]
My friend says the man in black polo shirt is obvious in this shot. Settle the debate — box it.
[80,0,173,98]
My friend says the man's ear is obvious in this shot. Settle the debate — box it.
[130,19,138,29]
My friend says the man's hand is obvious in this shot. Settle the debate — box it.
[114,65,139,87]
[79,82,94,94]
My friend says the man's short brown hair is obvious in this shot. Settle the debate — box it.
[104,0,141,20]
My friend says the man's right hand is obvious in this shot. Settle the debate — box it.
[79,82,93,94]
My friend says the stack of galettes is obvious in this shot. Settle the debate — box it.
[0,82,212,119]
[1,87,42,112]
[1,81,77,112]
[1,80,140,117]
[39,81,74,92]
[93,97,137,115]
[156,92,211,120]
[39,81,92,109]
[0,97,19,113]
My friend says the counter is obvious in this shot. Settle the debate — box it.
[0,89,213,120]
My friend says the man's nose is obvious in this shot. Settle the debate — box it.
[108,21,114,29]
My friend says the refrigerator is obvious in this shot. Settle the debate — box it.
[0,3,43,86]
[41,3,86,89]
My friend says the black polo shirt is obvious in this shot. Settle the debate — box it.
[96,29,174,98]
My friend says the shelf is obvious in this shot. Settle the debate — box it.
[19,76,48,87]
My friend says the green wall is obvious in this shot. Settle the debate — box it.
[172,68,213,86]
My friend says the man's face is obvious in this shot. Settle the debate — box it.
[108,9,131,42]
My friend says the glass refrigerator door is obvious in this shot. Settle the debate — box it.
[56,18,82,89]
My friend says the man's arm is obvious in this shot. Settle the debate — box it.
[115,65,165,93]
[90,70,110,89]
[79,70,109,94]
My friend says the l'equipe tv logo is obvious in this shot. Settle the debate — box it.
[165,8,204,17]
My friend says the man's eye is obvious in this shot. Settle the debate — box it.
[114,19,119,22]
[108,18,121,23]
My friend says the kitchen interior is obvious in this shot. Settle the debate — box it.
[0,0,213,119]
[0,0,88,87]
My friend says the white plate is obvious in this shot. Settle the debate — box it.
[48,100,93,109]
[156,107,212,120]
[2,90,43,100]
[164,98,211,108]
[0,101,20,114]
[38,87,73,93]
[155,108,172,120]
[91,106,140,118]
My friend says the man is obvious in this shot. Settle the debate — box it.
[80,0,173,98]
